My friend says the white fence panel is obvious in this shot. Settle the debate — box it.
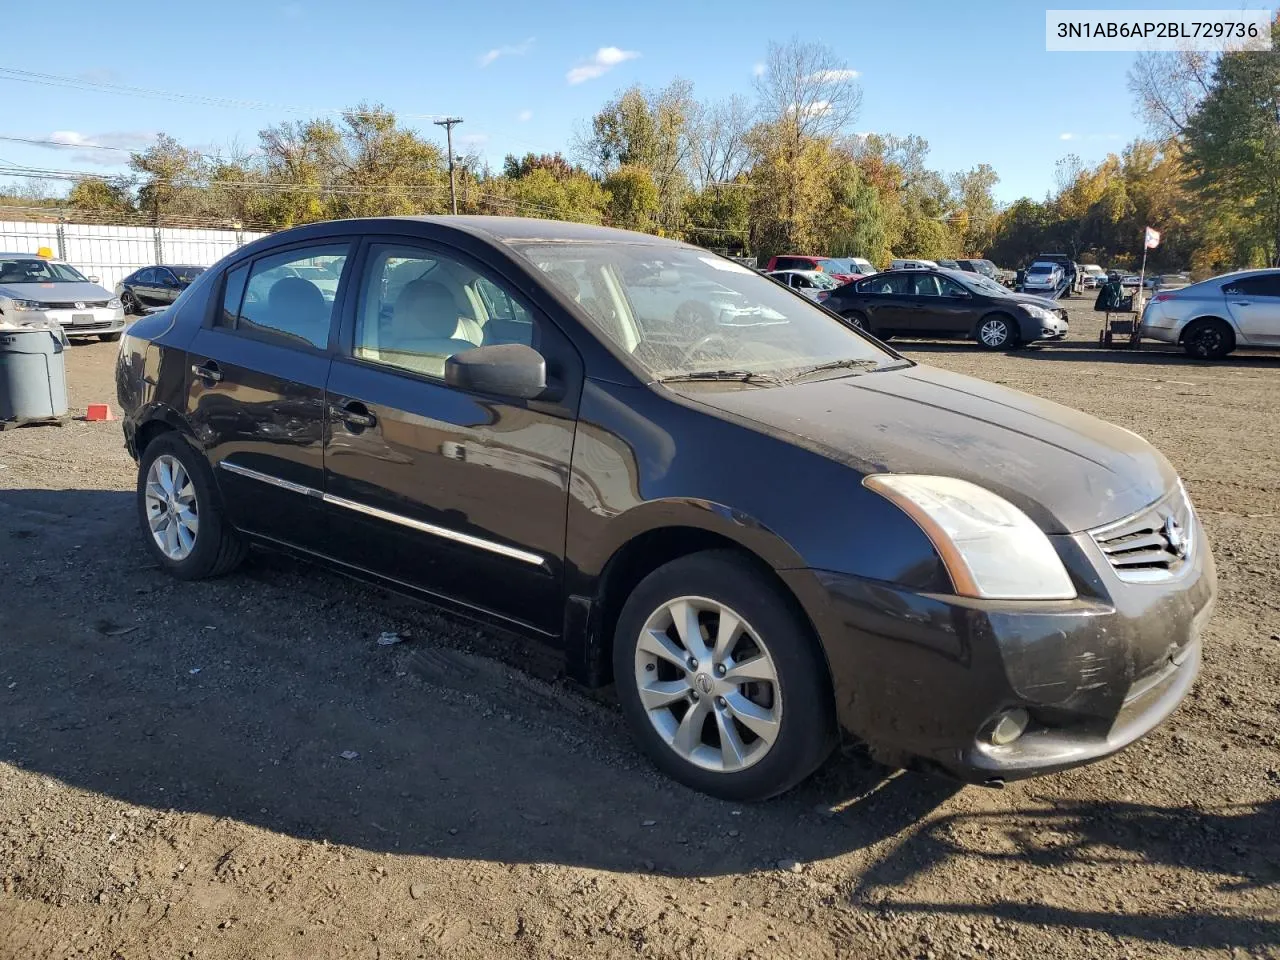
[0,220,271,291]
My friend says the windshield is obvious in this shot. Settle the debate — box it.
[0,258,90,284]
[958,273,1012,297]
[517,242,898,382]
[809,272,841,289]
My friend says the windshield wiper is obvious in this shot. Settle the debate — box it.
[657,369,784,385]
[788,358,884,381]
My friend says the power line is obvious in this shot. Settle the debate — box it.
[0,67,453,121]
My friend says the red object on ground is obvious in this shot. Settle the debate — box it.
[85,403,116,421]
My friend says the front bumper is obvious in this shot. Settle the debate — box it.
[27,307,126,338]
[783,513,1216,783]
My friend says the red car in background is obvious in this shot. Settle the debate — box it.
[763,255,873,284]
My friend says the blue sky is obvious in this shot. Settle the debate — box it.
[0,0,1242,203]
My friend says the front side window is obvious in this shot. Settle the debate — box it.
[353,243,535,380]
[223,243,349,349]
[518,243,897,382]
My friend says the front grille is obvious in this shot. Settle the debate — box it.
[48,300,111,309]
[1090,484,1196,583]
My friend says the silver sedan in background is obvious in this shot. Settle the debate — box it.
[1140,268,1280,359]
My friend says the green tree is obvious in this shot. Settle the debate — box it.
[603,164,659,232]
[68,177,136,216]
[1183,21,1280,265]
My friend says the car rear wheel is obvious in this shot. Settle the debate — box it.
[976,314,1017,350]
[844,310,868,330]
[613,550,837,801]
[1182,318,1235,360]
[136,433,247,580]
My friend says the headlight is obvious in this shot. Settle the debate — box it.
[107,297,123,309]
[1020,304,1051,320]
[864,474,1077,600]
[7,298,49,312]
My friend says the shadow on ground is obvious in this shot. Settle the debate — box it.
[852,798,1280,951]
[1,488,1276,953]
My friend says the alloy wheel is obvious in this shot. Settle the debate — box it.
[980,319,1010,347]
[633,596,782,773]
[144,454,199,561]
[1190,327,1222,358]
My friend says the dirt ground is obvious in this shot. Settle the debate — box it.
[1,301,1277,960]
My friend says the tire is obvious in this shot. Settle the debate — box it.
[975,314,1017,350]
[1182,318,1234,360]
[121,291,142,316]
[844,310,869,330]
[613,550,837,801]
[99,332,122,343]
[135,432,247,580]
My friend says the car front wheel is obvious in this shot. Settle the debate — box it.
[976,315,1017,350]
[613,550,837,801]
[136,432,247,580]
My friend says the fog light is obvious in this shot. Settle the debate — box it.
[986,708,1030,746]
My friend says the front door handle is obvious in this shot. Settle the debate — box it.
[191,361,223,383]
[1231,300,1250,306]
[332,401,377,430]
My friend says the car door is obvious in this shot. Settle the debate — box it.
[131,268,160,306]
[153,267,181,304]
[1223,274,1280,345]
[185,239,353,553]
[930,274,980,336]
[321,238,581,635]
[854,273,916,333]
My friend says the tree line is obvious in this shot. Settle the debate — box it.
[10,24,1279,273]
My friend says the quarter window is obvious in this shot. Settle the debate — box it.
[220,244,349,349]
[353,243,536,380]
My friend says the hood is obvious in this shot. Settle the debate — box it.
[678,364,1176,534]
[0,281,115,302]
[1003,290,1063,312]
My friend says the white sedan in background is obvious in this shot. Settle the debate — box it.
[0,252,125,341]
[767,269,843,302]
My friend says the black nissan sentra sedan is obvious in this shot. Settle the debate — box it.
[115,217,1215,801]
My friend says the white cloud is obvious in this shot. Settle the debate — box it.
[1059,132,1076,140]
[806,68,860,82]
[566,46,640,84]
[40,130,156,167]
[752,62,765,77]
[788,100,832,119]
[478,37,535,68]
[517,109,533,122]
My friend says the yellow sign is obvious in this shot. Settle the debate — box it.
[36,246,54,259]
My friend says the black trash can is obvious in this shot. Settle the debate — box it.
[0,326,69,427]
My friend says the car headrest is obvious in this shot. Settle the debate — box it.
[394,279,462,339]
[268,276,325,317]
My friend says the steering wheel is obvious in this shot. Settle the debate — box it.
[680,331,735,365]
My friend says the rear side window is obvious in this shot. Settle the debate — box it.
[134,268,156,284]
[857,274,909,295]
[218,244,350,349]
[774,257,811,271]
[1224,274,1280,297]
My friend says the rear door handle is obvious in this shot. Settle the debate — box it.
[332,400,376,430]
[191,361,222,383]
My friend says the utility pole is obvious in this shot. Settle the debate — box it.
[434,117,464,215]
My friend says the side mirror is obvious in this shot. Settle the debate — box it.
[445,343,547,400]
[88,276,100,284]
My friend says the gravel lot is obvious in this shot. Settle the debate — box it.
[2,301,1277,960]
